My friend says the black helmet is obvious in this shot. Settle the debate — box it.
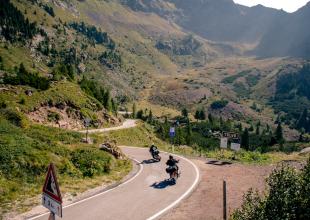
[169,155,173,159]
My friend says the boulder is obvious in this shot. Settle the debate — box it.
[300,147,310,155]
[100,141,125,159]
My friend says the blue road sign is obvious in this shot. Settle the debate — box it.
[169,127,175,137]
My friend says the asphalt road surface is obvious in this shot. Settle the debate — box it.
[30,147,199,220]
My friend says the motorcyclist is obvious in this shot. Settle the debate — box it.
[149,144,159,158]
[166,155,179,176]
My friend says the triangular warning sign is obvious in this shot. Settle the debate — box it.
[43,163,62,203]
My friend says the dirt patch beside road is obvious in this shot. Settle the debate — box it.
[161,159,274,220]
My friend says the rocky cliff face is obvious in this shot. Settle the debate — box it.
[121,0,310,58]
[253,2,310,58]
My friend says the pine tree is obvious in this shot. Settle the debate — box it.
[220,117,224,127]
[199,109,206,120]
[297,109,308,131]
[208,113,214,125]
[132,103,136,119]
[111,99,118,115]
[237,123,243,132]
[182,108,188,118]
[148,110,153,123]
[275,123,284,143]
[0,56,3,70]
[185,119,192,145]
[256,122,260,135]
[194,110,200,122]
[136,110,144,120]
[241,128,250,151]
[103,90,112,112]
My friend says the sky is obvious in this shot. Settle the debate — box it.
[233,0,310,13]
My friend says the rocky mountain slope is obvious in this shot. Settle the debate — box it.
[254,2,310,58]
[121,0,310,58]
[1,0,309,138]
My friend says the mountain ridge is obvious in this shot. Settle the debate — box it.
[120,0,310,58]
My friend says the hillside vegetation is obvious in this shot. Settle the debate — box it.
[0,116,131,215]
[271,64,310,131]
[1,0,310,216]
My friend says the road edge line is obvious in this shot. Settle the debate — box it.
[27,158,143,220]
[147,151,200,220]
[121,146,200,220]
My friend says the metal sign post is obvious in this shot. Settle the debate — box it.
[84,118,91,142]
[169,127,175,152]
[169,127,175,153]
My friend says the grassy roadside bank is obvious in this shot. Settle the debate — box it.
[0,117,131,217]
[103,121,309,165]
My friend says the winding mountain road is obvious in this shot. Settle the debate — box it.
[29,147,199,220]
[80,119,137,134]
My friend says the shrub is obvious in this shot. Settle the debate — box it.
[0,98,7,108]
[1,109,29,128]
[43,4,55,17]
[71,148,112,177]
[52,64,75,81]
[47,111,61,122]
[210,100,229,109]
[19,98,26,105]
[3,63,50,90]
[0,0,41,42]
[99,50,122,69]
[69,22,115,49]
[232,158,310,220]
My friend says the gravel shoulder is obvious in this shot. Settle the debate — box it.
[161,159,274,220]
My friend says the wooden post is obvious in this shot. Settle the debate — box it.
[223,180,227,220]
[48,212,55,220]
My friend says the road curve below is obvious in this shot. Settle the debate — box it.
[29,147,199,220]
[80,119,137,134]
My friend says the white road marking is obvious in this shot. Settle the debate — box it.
[146,152,200,220]
[122,146,200,220]
[28,147,200,220]
[27,158,143,220]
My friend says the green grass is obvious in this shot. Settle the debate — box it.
[233,82,250,98]
[0,117,131,216]
[101,122,170,148]
[0,81,102,113]
[0,44,49,74]
[221,70,251,84]
[101,122,308,165]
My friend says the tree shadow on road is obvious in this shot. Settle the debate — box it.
[150,179,174,189]
[206,160,232,166]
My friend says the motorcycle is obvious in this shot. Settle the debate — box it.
[150,149,161,162]
[166,165,180,184]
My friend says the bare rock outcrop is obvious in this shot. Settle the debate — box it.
[100,141,125,159]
